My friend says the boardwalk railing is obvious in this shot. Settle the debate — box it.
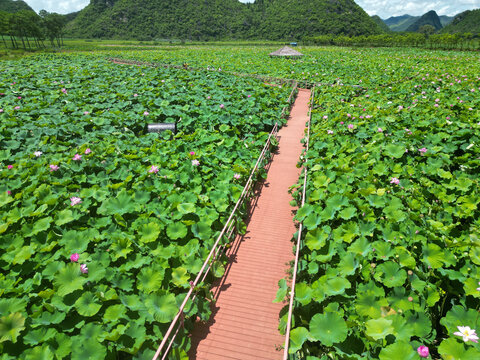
[152,122,280,360]
[282,87,315,359]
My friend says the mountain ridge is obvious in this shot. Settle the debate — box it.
[65,0,382,40]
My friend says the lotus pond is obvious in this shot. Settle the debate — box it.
[1,46,480,360]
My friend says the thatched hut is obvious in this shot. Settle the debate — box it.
[269,46,303,58]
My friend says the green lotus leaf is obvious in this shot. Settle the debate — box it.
[384,144,405,158]
[274,278,288,303]
[406,312,431,338]
[59,230,90,254]
[177,202,196,214]
[31,309,66,327]
[111,275,134,292]
[54,263,86,297]
[103,304,127,322]
[305,227,329,250]
[295,204,314,221]
[55,209,77,226]
[338,206,357,220]
[438,337,471,360]
[422,243,445,269]
[144,293,177,323]
[295,283,313,306]
[0,298,27,317]
[28,216,53,237]
[138,221,162,243]
[303,213,321,230]
[191,221,212,240]
[0,191,14,209]
[166,222,188,240]
[110,236,133,260]
[74,292,102,317]
[379,341,417,360]
[365,318,394,340]
[137,267,164,294]
[374,261,407,288]
[53,333,72,359]
[326,194,349,211]
[24,345,54,360]
[71,337,106,360]
[0,312,25,343]
[97,189,136,215]
[337,252,358,276]
[212,261,225,278]
[325,277,351,296]
[289,327,309,353]
[309,312,348,346]
[119,294,144,312]
[171,267,189,287]
[23,327,57,346]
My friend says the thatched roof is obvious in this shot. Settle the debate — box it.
[269,46,303,57]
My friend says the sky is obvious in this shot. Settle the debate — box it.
[22,0,480,18]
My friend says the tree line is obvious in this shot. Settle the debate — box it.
[0,10,66,49]
[304,32,479,51]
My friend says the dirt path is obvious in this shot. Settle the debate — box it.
[188,89,311,360]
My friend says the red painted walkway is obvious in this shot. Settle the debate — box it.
[189,89,311,360]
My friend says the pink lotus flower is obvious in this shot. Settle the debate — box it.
[17,96,22,99]
[49,164,59,172]
[133,93,138,97]
[390,177,400,185]
[70,197,82,206]
[398,105,403,110]
[14,106,20,110]
[207,96,211,99]
[34,151,42,157]
[192,159,200,166]
[148,165,159,174]
[378,128,383,132]
[143,111,149,116]
[323,115,328,119]
[80,264,88,274]
[7,190,11,195]
[454,326,479,343]
[73,154,82,161]
[84,148,91,155]
[70,253,79,262]
[247,94,251,98]
[348,124,354,129]
[476,281,480,291]
[83,111,89,115]
[219,104,225,109]
[0,109,3,113]
[234,173,241,180]
[417,345,429,358]
[340,121,344,125]
[7,165,13,170]
[189,151,195,156]
[419,148,427,154]
[327,130,334,134]
[61,88,67,94]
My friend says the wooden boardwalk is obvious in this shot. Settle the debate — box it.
[189,89,311,360]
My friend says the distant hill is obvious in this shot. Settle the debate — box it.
[66,0,382,40]
[406,10,443,32]
[371,15,390,32]
[383,14,419,32]
[442,9,480,34]
[439,15,454,27]
[0,0,34,13]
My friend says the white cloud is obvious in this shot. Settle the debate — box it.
[23,0,89,14]
[355,0,480,18]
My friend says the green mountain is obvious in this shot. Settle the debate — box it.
[66,0,382,40]
[406,10,442,32]
[371,15,389,32]
[442,9,480,34]
[383,14,419,32]
[0,0,34,13]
